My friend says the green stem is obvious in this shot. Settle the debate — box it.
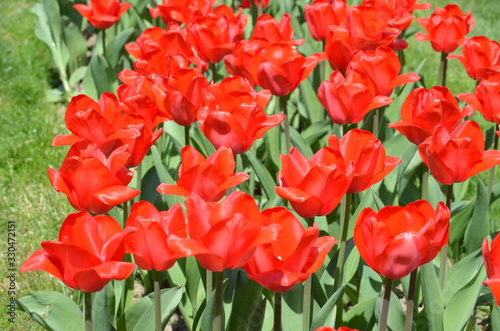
[303,277,312,331]
[487,128,498,204]
[154,270,162,331]
[373,108,379,138]
[422,166,429,201]
[84,291,92,331]
[274,292,282,331]
[135,163,142,203]
[281,95,291,153]
[333,193,351,326]
[379,278,393,331]
[438,52,448,87]
[404,270,418,331]
[185,124,191,146]
[207,270,213,299]
[102,29,106,59]
[439,184,453,290]
[248,146,256,195]
[213,271,224,331]
[211,62,218,82]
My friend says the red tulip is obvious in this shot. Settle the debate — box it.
[314,328,359,331]
[239,0,270,9]
[157,145,249,201]
[305,0,346,42]
[483,236,500,306]
[361,0,428,31]
[448,36,500,81]
[224,39,269,86]
[349,46,420,96]
[244,207,337,292]
[74,0,131,30]
[342,5,404,51]
[354,200,450,279]
[415,4,474,53]
[150,0,216,25]
[458,73,500,124]
[187,5,247,64]
[251,14,303,46]
[124,201,190,271]
[324,27,354,72]
[152,68,209,126]
[21,212,135,292]
[256,43,323,96]
[318,70,392,125]
[169,192,282,272]
[328,129,401,194]
[198,76,284,154]
[275,146,353,218]
[418,121,500,185]
[388,86,471,145]
[48,145,140,214]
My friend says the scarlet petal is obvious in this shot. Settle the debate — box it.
[74,262,135,292]
[275,186,323,218]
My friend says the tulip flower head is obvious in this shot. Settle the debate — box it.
[483,235,500,306]
[314,327,360,331]
[354,200,450,279]
[124,202,189,271]
[244,207,337,292]
[448,36,500,81]
[415,4,474,53]
[239,0,270,9]
[151,0,216,26]
[251,14,304,46]
[169,192,282,272]
[275,146,353,218]
[328,129,401,194]
[21,212,135,292]
[198,76,284,154]
[418,121,500,185]
[305,0,347,42]
[389,86,471,145]
[157,145,249,202]
[74,0,131,30]
[458,72,500,124]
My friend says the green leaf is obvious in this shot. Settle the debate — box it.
[68,66,88,89]
[106,28,135,68]
[61,16,86,75]
[227,271,264,331]
[358,265,382,303]
[289,126,313,158]
[84,54,117,98]
[17,291,83,331]
[386,292,405,331]
[491,304,500,330]
[310,285,345,330]
[299,78,324,123]
[464,179,490,254]
[443,249,483,305]
[116,287,183,331]
[245,150,278,200]
[345,296,377,330]
[150,145,179,209]
[343,244,360,285]
[282,285,303,331]
[443,268,486,331]
[421,263,444,331]
[92,287,111,331]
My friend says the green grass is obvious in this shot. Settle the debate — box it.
[0,1,74,330]
[1,0,499,330]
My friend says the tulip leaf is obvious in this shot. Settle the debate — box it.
[345,296,377,330]
[421,262,444,331]
[358,265,382,303]
[106,28,135,69]
[83,54,117,99]
[443,248,483,305]
[464,179,490,254]
[227,270,264,331]
[343,243,360,285]
[282,284,303,331]
[299,77,324,123]
[310,285,345,330]
[245,150,277,200]
[116,286,183,331]
[92,286,115,331]
[492,304,500,329]
[448,201,473,257]
[302,119,332,145]
[17,291,83,331]
[443,267,486,331]
[427,174,444,208]
[289,126,314,158]
[150,145,180,208]
[384,291,406,331]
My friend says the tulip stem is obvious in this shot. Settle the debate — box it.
[373,108,379,138]
[333,193,351,326]
[211,62,219,83]
[379,278,393,331]
[213,271,224,331]
[440,184,454,289]
[185,124,191,146]
[281,95,291,153]
[438,52,448,87]
[422,166,429,201]
[102,29,106,59]
[274,292,282,331]
[84,291,92,331]
[154,270,162,331]
[404,269,418,331]
[487,128,498,205]
[135,163,142,203]
[303,277,312,331]
[207,270,213,298]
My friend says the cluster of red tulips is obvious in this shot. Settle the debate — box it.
[19,0,500,330]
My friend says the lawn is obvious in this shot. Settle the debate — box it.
[1,0,499,330]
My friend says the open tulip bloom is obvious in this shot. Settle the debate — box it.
[74,0,131,30]
[354,200,450,280]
